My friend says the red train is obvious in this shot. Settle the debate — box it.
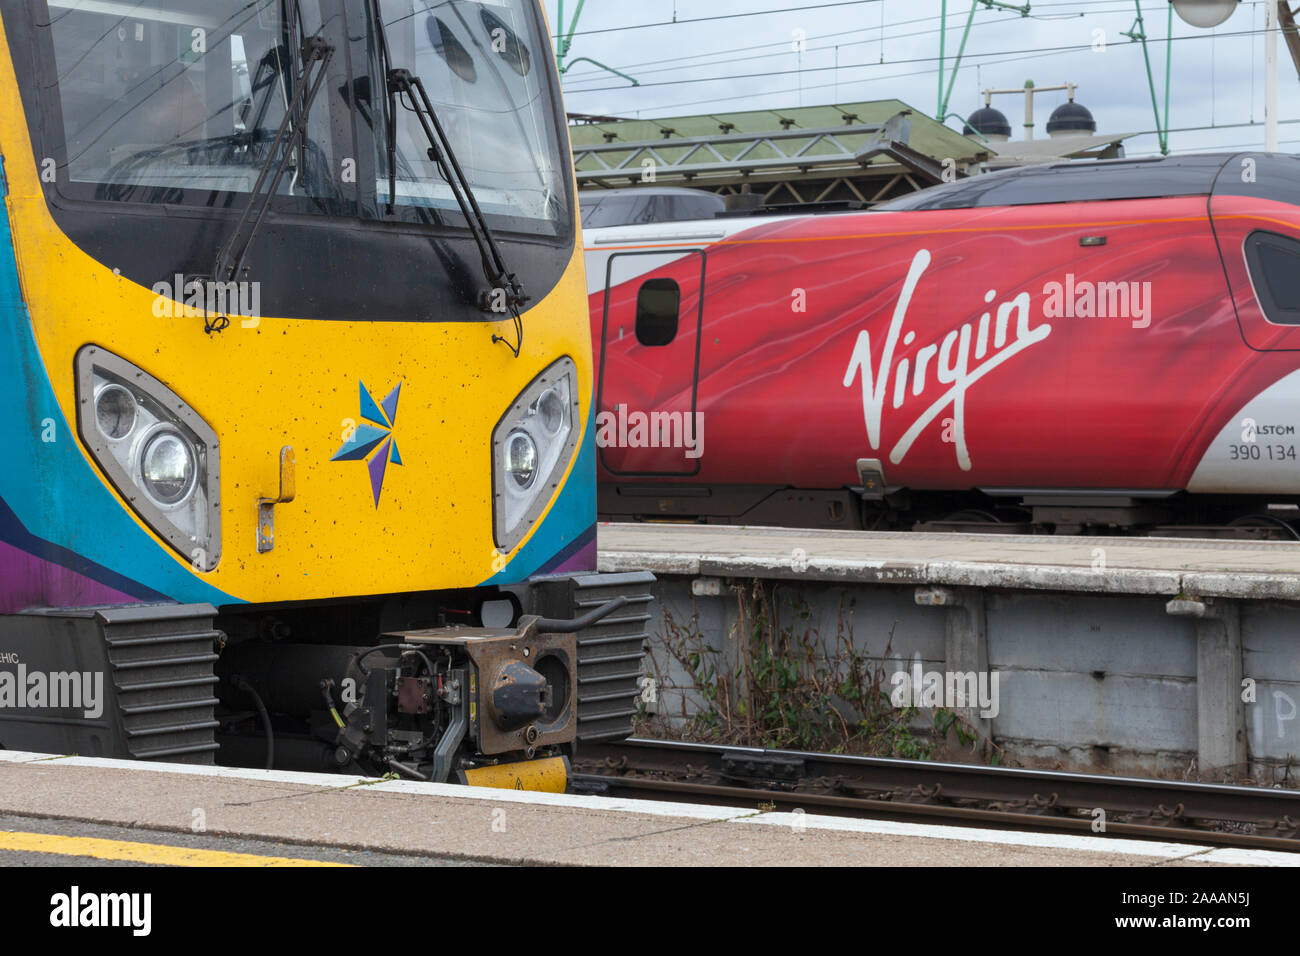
[583,154,1300,535]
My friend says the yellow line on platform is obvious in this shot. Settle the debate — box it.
[0,830,353,867]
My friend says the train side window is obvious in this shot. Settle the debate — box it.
[1245,231,1300,325]
[636,278,680,346]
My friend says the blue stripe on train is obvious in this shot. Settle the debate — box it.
[0,184,236,607]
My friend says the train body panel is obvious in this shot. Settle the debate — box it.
[585,163,1300,526]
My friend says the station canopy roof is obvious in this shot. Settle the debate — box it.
[569,99,984,159]
[568,99,991,201]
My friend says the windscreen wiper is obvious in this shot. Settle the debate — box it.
[203,17,334,334]
[370,0,528,357]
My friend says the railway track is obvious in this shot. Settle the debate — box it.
[572,738,1300,853]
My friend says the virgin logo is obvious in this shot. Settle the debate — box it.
[843,249,1052,471]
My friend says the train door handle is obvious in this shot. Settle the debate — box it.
[257,446,296,554]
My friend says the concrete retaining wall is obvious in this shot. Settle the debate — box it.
[635,575,1298,782]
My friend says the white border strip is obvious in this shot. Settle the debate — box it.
[1,751,1294,865]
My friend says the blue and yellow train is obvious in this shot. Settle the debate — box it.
[0,0,649,789]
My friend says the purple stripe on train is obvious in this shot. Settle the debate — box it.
[0,539,143,613]
[547,536,598,575]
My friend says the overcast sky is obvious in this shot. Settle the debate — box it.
[550,0,1297,157]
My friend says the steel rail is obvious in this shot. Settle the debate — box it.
[573,738,1300,852]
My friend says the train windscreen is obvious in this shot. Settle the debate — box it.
[368,0,567,233]
[36,0,569,234]
[43,1,342,207]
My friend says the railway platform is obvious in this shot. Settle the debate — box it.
[0,751,1293,867]
[596,523,1300,598]
[595,524,1300,781]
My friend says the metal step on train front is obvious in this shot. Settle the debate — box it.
[527,571,655,745]
[572,572,655,742]
[0,602,221,762]
[99,604,221,764]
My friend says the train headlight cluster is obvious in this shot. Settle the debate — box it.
[76,346,221,571]
[492,357,580,553]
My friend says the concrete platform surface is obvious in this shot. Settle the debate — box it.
[0,813,484,867]
[598,523,1300,599]
[0,752,1294,867]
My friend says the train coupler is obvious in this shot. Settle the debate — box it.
[319,612,601,786]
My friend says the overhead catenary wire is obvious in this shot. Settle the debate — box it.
[560,0,1142,84]
[563,25,1276,97]
[572,40,1080,118]
[559,0,1142,60]
[552,0,885,42]
[561,2,1291,158]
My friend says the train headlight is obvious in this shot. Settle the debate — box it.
[536,386,566,436]
[95,384,137,439]
[506,431,538,490]
[76,346,221,571]
[140,429,197,505]
[492,357,580,552]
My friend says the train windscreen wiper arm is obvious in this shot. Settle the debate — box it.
[204,29,334,334]
[370,1,528,356]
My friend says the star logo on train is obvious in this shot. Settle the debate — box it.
[332,382,403,506]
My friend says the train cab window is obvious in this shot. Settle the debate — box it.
[580,189,725,228]
[675,195,723,220]
[636,278,680,346]
[41,0,343,207]
[582,194,657,228]
[1245,231,1300,325]
[370,0,567,233]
